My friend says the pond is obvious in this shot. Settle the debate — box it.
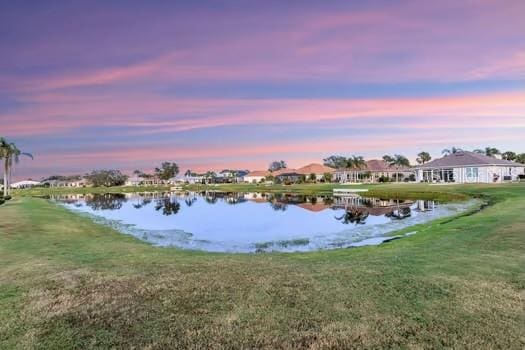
[55,192,474,253]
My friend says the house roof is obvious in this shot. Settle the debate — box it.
[296,163,335,175]
[272,168,297,176]
[297,203,330,212]
[416,151,523,169]
[245,170,270,177]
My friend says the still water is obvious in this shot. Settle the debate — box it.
[55,192,473,253]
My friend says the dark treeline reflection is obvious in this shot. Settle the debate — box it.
[85,193,127,210]
[155,197,181,216]
[335,210,369,225]
[54,192,436,223]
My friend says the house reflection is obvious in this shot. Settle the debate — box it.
[331,195,433,224]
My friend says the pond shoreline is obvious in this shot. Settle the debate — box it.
[53,191,481,253]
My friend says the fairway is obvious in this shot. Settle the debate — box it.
[1,184,524,349]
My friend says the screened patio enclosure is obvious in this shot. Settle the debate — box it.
[420,168,455,182]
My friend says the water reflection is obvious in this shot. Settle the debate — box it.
[51,191,462,253]
[154,197,181,216]
[51,191,436,222]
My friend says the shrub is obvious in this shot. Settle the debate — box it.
[378,175,391,183]
[4,195,12,200]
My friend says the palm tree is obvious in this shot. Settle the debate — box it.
[442,147,462,155]
[349,155,366,169]
[382,155,394,163]
[384,154,410,182]
[0,139,33,196]
[474,147,500,157]
[501,151,516,161]
[416,151,431,164]
[484,147,501,157]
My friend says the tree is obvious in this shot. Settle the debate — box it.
[268,160,287,172]
[501,151,517,161]
[184,169,193,177]
[154,162,179,181]
[483,147,501,157]
[0,138,33,196]
[324,155,366,169]
[349,155,366,169]
[442,147,462,155]
[85,170,128,187]
[132,169,143,176]
[416,151,431,164]
[322,172,332,183]
[309,173,316,182]
[383,154,410,182]
[382,155,394,163]
[323,155,348,169]
[516,153,525,164]
[203,171,216,184]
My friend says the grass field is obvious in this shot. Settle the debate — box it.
[1,183,524,348]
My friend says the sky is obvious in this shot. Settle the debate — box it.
[1,0,524,180]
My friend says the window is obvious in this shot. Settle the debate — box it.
[466,167,478,180]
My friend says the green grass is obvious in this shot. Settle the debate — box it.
[1,184,524,348]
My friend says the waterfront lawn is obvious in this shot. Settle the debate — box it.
[1,184,524,349]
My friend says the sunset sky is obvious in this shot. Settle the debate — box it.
[1,0,524,180]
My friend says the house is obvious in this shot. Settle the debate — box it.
[415,151,525,183]
[44,178,88,187]
[333,159,414,183]
[11,180,41,189]
[243,170,270,183]
[272,168,301,183]
[172,174,205,184]
[124,176,161,186]
[295,163,335,181]
[219,169,249,183]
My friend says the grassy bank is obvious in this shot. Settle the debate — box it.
[1,184,524,348]
[14,182,471,201]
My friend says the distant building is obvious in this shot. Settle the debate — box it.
[333,159,414,183]
[274,169,302,183]
[415,151,525,183]
[218,169,249,183]
[11,180,41,189]
[44,179,88,187]
[173,174,206,184]
[243,170,270,183]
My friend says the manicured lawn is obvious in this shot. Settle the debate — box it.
[1,184,524,348]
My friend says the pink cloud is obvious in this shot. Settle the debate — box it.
[3,90,524,136]
[2,0,524,95]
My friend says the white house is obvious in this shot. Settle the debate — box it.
[11,180,41,189]
[333,159,414,183]
[243,170,270,183]
[44,179,88,187]
[415,151,525,183]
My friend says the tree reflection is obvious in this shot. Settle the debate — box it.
[185,196,197,207]
[335,210,369,225]
[154,197,181,216]
[386,206,411,220]
[269,201,287,211]
[132,198,152,209]
[85,194,127,210]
